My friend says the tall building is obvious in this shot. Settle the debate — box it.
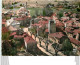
[48,19,56,34]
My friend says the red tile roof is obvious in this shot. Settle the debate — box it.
[45,29,49,32]
[73,29,80,33]
[2,22,6,24]
[2,19,6,22]
[69,37,80,46]
[24,36,37,44]
[2,27,8,33]
[72,24,78,27]
[77,23,80,27]
[32,23,41,26]
[73,33,77,35]
[14,35,24,38]
[10,32,16,36]
[2,19,6,24]
[78,47,80,51]
[65,20,73,23]
[44,17,51,20]
[48,32,64,39]
[65,28,73,33]
[14,16,28,21]
[12,32,28,38]
[56,22,64,27]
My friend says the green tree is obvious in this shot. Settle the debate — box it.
[2,4,4,8]
[61,39,73,55]
[58,12,63,18]
[2,31,10,40]
[43,6,53,16]
[20,4,23,6]
[77,8,80,12]
[2,40,17,56]
[9,6,13,9]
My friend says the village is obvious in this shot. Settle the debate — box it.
[2,0,80,56]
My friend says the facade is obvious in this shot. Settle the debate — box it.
[24,36,37,53]
[48,19,56,34]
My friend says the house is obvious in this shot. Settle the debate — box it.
[10,20,20,29]
[2,27,8,33]
[8,25,18,32]
[24,36,37,53]
[48,32,64,43]
[2,19,6,27]
[10,29,26,39]
[69,37,80,46]
[14,16,31,27]
[6,18,14,27]
[73,29,80,40]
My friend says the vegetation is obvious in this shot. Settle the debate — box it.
[9,6,13,9]
[2,4,4,8]
[77,8,80,12]
[2,40,17,56]
[58,12,63,18]
[2,31,10,40]
[60,37,73,56]
[20,4,23,6]
[29,27,37,35]
[43,7,53,16]
[12,2,18,5]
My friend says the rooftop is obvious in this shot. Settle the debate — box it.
[69,37,80,46]
[48,32,64,39]
[2,27,8,33]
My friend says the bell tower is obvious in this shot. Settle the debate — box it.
[48,19,56,34]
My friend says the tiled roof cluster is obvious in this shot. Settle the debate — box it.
[2,27,8,33]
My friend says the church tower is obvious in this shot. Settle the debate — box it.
[48,19,56,34]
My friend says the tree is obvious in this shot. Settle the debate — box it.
[20,4,23,6]
[58,12,63,18]
[2,4,4,8]
[9,6,13,9]
[77,8,80,12]
[2,40,17,55]
[60,37,73,55]
[43,6,53,16]
[2,31,10,40]
[30,27,37,35]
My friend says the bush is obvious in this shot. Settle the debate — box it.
[20,4,23,6]
[58,12,63,18]
[2,4,4,8]
[30,27,37,35]
[60,36,73,55]
[14,2,17,4]
[9,6,13,9]
[2,31,10,40]
[77,8,80,12]
[2,40,17,55]
[43,7,53,16]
